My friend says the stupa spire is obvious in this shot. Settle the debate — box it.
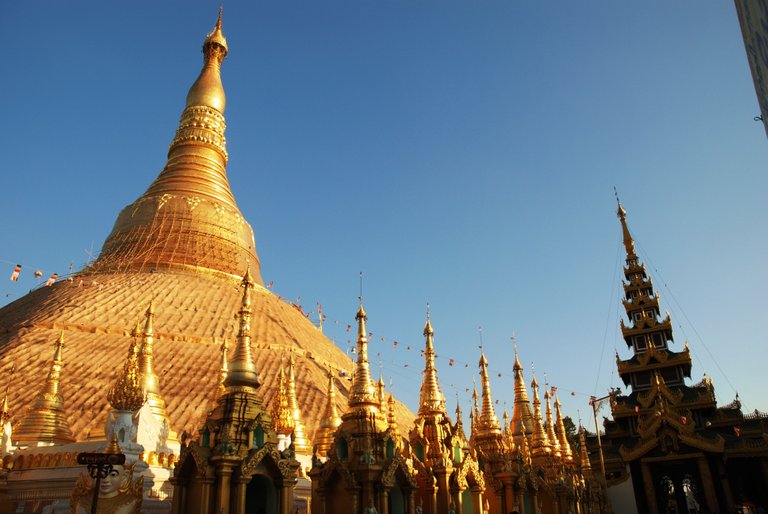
[95,9,263,282]
[224,269,261,390]
[387,393,398,433]
[137,302,171,423]
[314,368,342,457]
[286,352,311,453]
[530,375,552,458]
[348,296,378,411]
[511,336,534,440]
[218,339,229,396]
[14,333,75,445]
[418,306,446,417]
[477,350,501,434]
[578,426,593,475]
[553,390,574,463]
[544,387,561,460]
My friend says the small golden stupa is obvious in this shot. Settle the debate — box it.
[0,10,413,443]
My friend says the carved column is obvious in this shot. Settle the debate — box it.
[471,487,483,514]
[200,477,215,513]
[436,470,450,514]
[215,463,234,514]
[231,476,246,514]
[640,461,658,514]
[380,487,389,514]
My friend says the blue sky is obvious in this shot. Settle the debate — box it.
[1,2,766,425]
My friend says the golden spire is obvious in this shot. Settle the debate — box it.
[105,432,122,455]
[137,302,171,421]
[286,353,312,453]
[224,269,261,390]
[348,299,378,410]
[387,393,398,433]
[95,8,263,282]
[615,191,638,262]
[477,351,501,434]
[553,390,574,463]
[418,308,446,417]
[511,340,534,440]
[314,368,342,457]
[544,388,561,460]
[530,375,551,458]
[377,372,386,409]
[271,361,293,435]
[0,365,14,429]
[518,430,532,467]
[471,379,480,433]
[107,331,146,412]
[14,333,75,445]
[578,426,592,474]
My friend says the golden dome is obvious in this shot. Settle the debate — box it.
[0,11,414,444]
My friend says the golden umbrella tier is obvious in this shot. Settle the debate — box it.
[0,270,414,442]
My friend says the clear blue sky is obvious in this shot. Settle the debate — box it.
[1,2,766,425]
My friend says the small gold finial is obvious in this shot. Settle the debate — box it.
[224,269,261,389]
[553,388,574,463]
[530,374,552,458]
[314,367,342,457]
[185,8,228,113]
[614,189,638,261]
[105,432,122,455]
[286,352,312,454]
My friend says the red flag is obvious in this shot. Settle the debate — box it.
[267,281,274,288]
[734,427,741,437]
[346,324,351,333]
[681,416,687,425]
[10,265,21,281]
[393,341,398,349]
[449,359,455,366]
[45,273,58,286]
[635,405,640,413]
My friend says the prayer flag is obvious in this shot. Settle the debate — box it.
[267,281,274,288]
[734,427,741,437]
[681,416,687,425]
[34,270,43,278]
[45,273,58,286]
[346,324,351,333]
[10,265,21,281]
[449,359,454,366]
[393,341,398,349]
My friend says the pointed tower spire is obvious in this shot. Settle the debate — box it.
[137,302,171,422]
[544,387,561,460]
[553,389,574,463]
[477,350,501,434]
[471,379,480,434]
[348,297,378,411]
[96,8,263,281]
[14,333,75,446]
[224,269,261,390]
[530,375,552,458]
[511,337,535,441]
[615,190,638,263]
[286,352,311,454]
[578,426,593,475]
[418,306,446,417]
[314,368,342,457]
[107,331,146,412]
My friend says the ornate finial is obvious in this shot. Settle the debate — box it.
[218,339,229,395]
[224,270,261,389]
[578,427,592,473]
[271,360,293,435]
[185,8,228,112]
[418,310,445,417]
[14,333,75,445]
[314,367,342,457]
[105,432,122,455]
[511,339,534,441]
[107,330,147,412]
[286,352,312,454]
[553,388,574,463]
[387,393,398,433]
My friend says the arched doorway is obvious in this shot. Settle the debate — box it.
[245,473,277,514]
[388,487,405,514]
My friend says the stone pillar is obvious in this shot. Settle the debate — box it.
[380,487,389,514]
[436,471,450,514]
[170,480,185,514]
[471,487,483,514]
[280,484,295,514]
[200,477,215,513]
[215,464,234,514]
[640,461,658,514]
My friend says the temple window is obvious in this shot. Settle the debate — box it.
[386,438,395,458]
[413,442,424,462]
[337,439,348,460]
[633,371,651,390]
[252,427,264,449]
[633,336,647,352]
[202,428,210,447]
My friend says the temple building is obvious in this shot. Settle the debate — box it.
[309,301,418,514]
[592,199,768,514]
[171,270,301,514]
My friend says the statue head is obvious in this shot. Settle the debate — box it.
[99,463,134,498]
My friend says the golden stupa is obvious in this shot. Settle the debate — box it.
[0,11,413,443]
